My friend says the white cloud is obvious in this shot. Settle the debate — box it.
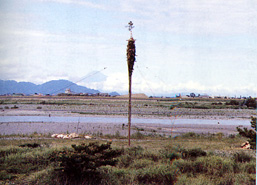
[120,0,257,35]
[37,0,108,10]
[82,72,257,97]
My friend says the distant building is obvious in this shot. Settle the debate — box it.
[199,94,210,98]
[65,88,72,94]
[12,93,25,96]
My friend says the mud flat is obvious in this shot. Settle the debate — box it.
[0,100,255,137]
[0,103,255,119]
[0,115,251,137]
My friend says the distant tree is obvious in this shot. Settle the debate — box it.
[226,100,239,106]
[245,97,256,108]
[236,116,256,149]
[190,93,196,98]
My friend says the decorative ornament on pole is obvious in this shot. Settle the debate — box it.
[126,21,136,146]
[126,21,135,38]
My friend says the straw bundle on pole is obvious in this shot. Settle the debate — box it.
[126,21,136,146]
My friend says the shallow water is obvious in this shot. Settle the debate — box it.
[0,116,250,135]
[0,116,250,125]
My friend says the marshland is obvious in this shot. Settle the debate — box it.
[0,96,256,184]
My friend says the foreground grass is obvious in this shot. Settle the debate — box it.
[0,133,255,185]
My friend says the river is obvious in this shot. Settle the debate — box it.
[0,116,250,135]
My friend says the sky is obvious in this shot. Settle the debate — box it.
[0,0,257,97]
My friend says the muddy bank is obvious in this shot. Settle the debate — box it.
[0,119,251,137]
[0,104,256,120]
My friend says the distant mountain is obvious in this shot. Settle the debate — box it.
[0,79,100,95]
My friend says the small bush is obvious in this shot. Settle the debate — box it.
[11,105,18,109]
[174,156,234,176]
[19,143,41,148]
[237,116,256,149]
[126,146,144,157]
[136,164,179,184]
[131,131,145,139]
[181,148,207,159]
[118,154,134,168]
[130,158,154,169]
[168,152,181,162]
[181,132,198,138]
[243,161,256,174]
[226,100,240,106]
[233,152,253,163]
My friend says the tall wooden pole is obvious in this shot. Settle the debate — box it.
[128,71,132,146]
[126,21,136,146]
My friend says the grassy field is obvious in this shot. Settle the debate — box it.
[0,133,255,185]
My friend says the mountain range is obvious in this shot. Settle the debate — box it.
[0,79,104,95]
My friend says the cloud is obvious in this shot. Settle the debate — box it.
[37,0,108,10]
[81,71,257,97]
[120,0,257,35]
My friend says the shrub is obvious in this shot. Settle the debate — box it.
[226,100,240,106]
[11,105,18,109]
[131,131,145,139]
[118,154,134,168]
[181,132,198,138]
[181,148,207,159]
[174,156,234,176]
[50,142,122,184]
[233,152,253,163]
[126,146,144,157]
[245,97,256,108]
[136,164,179,185]
[237,116,256,149]
[130,158,154,169]
[100,167,133,185]
[19,143,41,148]
[168,152,181,162]
[243,161,256,174]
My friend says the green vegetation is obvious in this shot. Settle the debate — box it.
[237,116,256,149]
[244,97,256,109]
[49,142,122,184]
[0,133,255,184]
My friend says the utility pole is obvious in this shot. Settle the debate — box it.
[126,21,136,146]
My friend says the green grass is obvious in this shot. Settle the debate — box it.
[0,132,255,184]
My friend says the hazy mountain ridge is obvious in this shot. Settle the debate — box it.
[0,79,100,95]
